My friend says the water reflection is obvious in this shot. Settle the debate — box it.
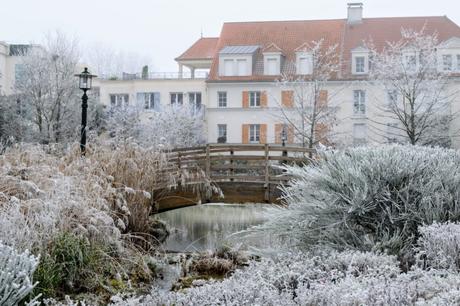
[158,203,272,252]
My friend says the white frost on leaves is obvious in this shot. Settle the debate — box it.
[0,241,40,306]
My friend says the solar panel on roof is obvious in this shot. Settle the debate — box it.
[219,45,260,54]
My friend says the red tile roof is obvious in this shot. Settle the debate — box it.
[176,37,219,61]
[199,16,460,81]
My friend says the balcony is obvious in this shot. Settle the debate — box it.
[100,71,209,81]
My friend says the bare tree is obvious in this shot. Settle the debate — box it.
[275,39,342,151]
[11,32,102,144]
[83,42,153,79]
[368,28,456,146]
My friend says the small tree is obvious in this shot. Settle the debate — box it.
[368,29,456,146]
[276,39,341,150]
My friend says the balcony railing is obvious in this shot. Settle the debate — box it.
[100,71,209,81]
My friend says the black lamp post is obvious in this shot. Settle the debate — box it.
[75,67,96,156]
[281,126,288,163]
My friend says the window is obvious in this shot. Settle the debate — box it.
[218,92,227,107]
[237,59,247,76]
[353,90,366,115]
[217,124,227,143]
[298,57,311,75]
[353,123,367,146]
[386,123,399,144]
[249,91,261,107]
[170,92,183,105]
[267,58,278,75]
[249,124,260,143]
[404,54,417,71]
[110,94,129,107]
[14,64,26,84]
[387,90,398,106]
[355,56,365,73]
[137,92,159,110]
[443,54,453,71]
[457,55,460,71]
[189,92,202,109]
[224,59,234,76]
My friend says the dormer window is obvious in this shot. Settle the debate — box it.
[443,54,453,71]
[267,58,278,75]
[355,56,365,73]
[351,47,369,75]
[219,45,259,77]
[263,43,283,76]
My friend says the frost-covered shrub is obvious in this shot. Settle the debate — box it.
[258,145,460,259]
[416,222,460,271]
[0,241,40,306]
[111,250,460,306]
[110,251,400,306]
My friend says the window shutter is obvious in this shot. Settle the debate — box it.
[136,93,145,108]
[260,124,267,144]
[260,91,268,107]
[281,90,294,108]
[274,123,283,144]
[318,90,328,108]
[287,125,295,144]
[315,123,329,145]
[154,92,161,111]
[242,124,249,144]
[242,91,249,108]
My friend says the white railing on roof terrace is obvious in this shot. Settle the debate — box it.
[100,71,209,80]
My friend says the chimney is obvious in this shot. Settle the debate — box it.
[347,3,363,24]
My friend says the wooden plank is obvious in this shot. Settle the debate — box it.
[211,175,266,181]
[268,146,316,153]
[170,146,207,153]
[210,155,266,161]
[269,156,307,162]
[211,164,265,170]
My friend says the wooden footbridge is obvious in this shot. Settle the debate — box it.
[153,144,314,213]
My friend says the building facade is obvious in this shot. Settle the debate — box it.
[0,42,33,95]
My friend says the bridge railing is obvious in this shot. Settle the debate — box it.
[166,144,315,187]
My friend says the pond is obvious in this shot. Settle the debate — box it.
[157,203,273,252]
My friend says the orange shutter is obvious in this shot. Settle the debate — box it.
[242,91,249,108]
[281,90,294,108]
[260,124,267,144]
[242,124,249,144]
[287,125,295,144]
[315,123,329,145]
[260,91,268,107]
[274,123,283,144]
[318,90,328,108]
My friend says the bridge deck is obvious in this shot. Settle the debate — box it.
[153,144,315,213]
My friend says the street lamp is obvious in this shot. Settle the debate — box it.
[281,126,287,147]
[281,125,288,163]
[75,67,97,156]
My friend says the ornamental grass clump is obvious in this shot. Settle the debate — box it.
[258,145,460,260]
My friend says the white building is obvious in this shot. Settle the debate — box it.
[183,3,460,147]
[0,42,33,95]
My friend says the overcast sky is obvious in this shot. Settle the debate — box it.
[1,0,459,72]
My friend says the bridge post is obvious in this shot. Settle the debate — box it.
[230,149,234,182]
[205,144,211,177]
[264,144,270,202]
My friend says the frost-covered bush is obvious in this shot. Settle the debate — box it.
[416,222,460,271]
[110,250,400,306]
[110,250,460,306]
[257,145,460,259]
[0,241,40,306]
